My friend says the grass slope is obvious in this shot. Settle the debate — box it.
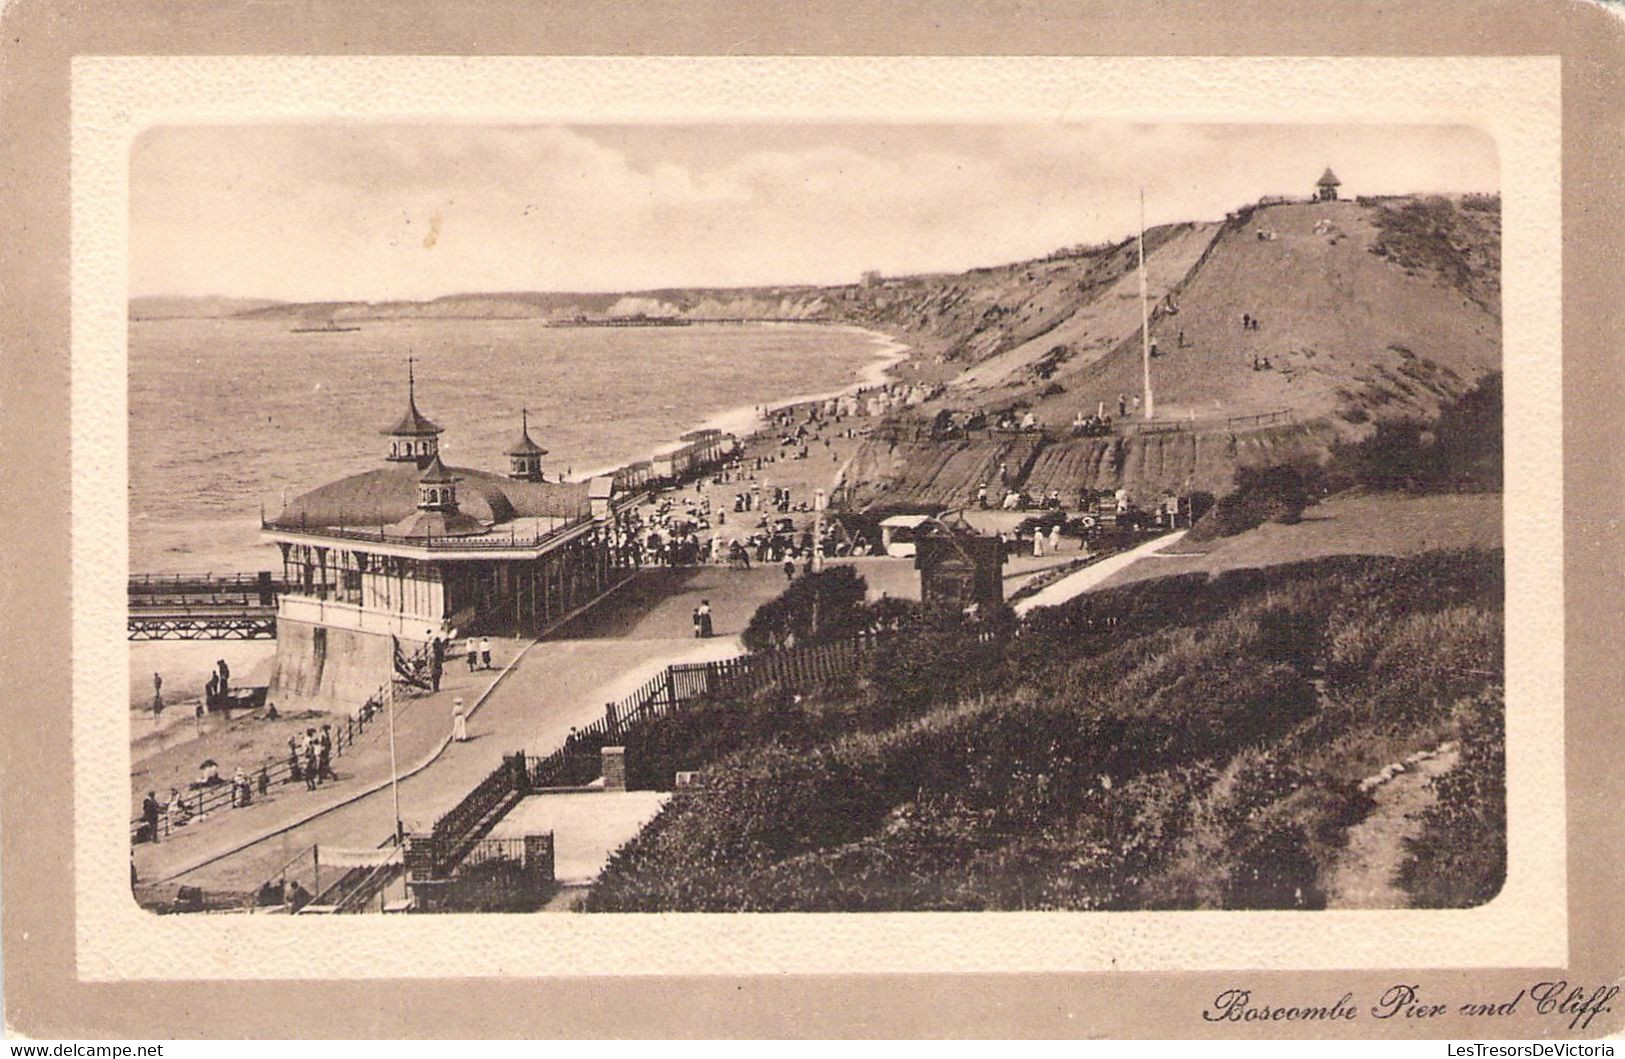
[584,548,1505,912]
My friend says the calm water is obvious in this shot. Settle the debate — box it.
[129,318,893,573]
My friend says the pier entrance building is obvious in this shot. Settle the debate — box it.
[260,370,639,711]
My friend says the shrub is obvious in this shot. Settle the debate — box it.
[1188,463,1315,541]
[741,565,870,651]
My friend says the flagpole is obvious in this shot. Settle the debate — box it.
[386,676,403,845]
[1138,188,1156,421]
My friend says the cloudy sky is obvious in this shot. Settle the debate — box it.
[131,123,1498,302]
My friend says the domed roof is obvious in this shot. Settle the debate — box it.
[271,462,593,533]
[389,508,487,539]
[1317,166,1341,187]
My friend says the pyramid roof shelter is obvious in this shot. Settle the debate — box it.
[1317,167,1342,187]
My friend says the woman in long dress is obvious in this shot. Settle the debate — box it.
[452,697,468,742]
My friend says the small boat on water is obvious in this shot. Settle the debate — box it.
[291,320,362,334]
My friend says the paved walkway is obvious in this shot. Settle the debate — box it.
[168,634,748,893]
[146,557,928,896]
[133,636,532,884]
[1012,531,1189,615]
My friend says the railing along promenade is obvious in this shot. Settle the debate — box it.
[871,408,1297,445]
[131,643,433,844]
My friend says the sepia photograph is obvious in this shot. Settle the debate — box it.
[124,119,1509,918]
[7,26,1615,1037]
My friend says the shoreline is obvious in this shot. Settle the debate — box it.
[569,324,911,482]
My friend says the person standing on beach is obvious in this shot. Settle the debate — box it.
[151,672,163,718]
[141,791,161,844]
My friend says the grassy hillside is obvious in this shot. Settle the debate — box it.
[842,194,1501,509]
[583,548,1504,913]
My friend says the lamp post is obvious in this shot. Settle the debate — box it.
[812,488,827,573]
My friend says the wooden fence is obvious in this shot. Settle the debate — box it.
[420,634,889,880]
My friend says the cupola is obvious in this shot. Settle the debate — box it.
[382,357,443,468]
[416,454,460,512]
[505,408,548,482]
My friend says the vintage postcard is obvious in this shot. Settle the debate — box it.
[4,0,1622,1040]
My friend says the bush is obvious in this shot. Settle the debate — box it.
[1188,463,1315,541]
[1328,372,1501,494]
[741,565,871,651]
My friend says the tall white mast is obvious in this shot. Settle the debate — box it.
[1138,189,1156,420]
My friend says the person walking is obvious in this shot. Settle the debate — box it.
[288,736,302,783]
[783,558,796,583]
[216,658,230,700]
[429,635,445,692]
[698,599,714,639]
[151,672,163,719]
[1032,531,1045,558]
[480,636,493,670]
[692,605,703,639]
[1049,524,1063,555]
[466,637,479,673]
[452,697,469,743]
[318,724,336,782]
[302,730,319,790]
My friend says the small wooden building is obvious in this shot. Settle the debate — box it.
[913,530,1006,612]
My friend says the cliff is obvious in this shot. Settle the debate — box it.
[139,193,1500,505]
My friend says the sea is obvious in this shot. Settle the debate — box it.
[127,317,902,711]
[130,317,901,574]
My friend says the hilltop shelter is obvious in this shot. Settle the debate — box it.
[261,368,639,711]
[1315,167,1342,202]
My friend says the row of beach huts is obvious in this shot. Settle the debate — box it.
[609,428,739,493]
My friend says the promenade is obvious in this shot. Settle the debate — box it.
[134,533,1089,903]
[144,560,911,897]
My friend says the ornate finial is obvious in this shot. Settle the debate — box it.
[522,407,528,433]
[408,355,415,400]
